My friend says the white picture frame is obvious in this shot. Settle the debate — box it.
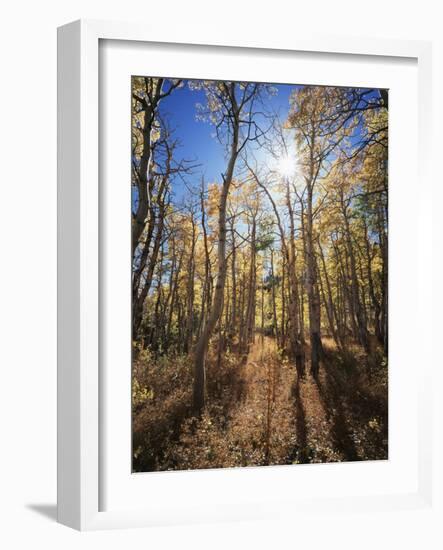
[57,19,433,531]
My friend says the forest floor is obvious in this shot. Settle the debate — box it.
[132,335,388,472]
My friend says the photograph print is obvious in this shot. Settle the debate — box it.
[131,77,388,472]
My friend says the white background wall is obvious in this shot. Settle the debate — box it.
[0,1,442,548]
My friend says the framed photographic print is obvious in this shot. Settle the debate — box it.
[57,19,433,530]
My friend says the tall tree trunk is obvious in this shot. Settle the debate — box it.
[341,195,369,353]
[133,212,165,338]
[318,239,342,350]
[166,244,184,350]
[280,256,286,350]
[198,180,212,337]
[184,215,197,353]
[132,79,164,256]
[192,94,240,414]
[229,219,238,341]
[270,249,279,344]
[333,238,356,341]
[132,166,170,339]
[305,186,322,378]
[286,184,305,376]
[363,221,382,344]
[245,219,257,350]
[149,243,165,352]
[377,206,388,354]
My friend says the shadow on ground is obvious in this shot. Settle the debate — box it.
[26,504,57,522]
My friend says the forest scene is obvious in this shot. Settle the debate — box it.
[131,77,388,472]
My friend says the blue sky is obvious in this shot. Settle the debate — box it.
[135,79,383,210]
[155,80,295,203]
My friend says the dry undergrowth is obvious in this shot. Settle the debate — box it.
[132,336,388,472]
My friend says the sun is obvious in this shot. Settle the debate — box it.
[277,155,294,178]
